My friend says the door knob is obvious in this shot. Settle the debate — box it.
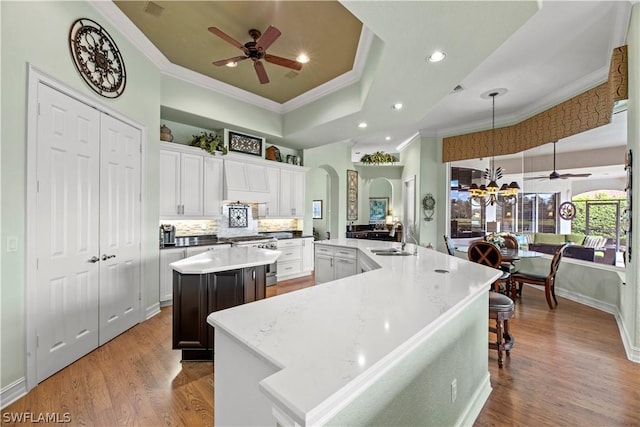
[88,256,100,263]
[101,254,116,261]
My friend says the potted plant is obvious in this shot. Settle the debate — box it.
[190,131,228,155]
[360,151,398,165]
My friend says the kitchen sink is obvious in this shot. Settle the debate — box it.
[370,248,413,256]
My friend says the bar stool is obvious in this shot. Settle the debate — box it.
[488,291,515,368]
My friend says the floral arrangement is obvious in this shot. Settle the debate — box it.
[360,151,398,165]
[486,233,505,247]
[190,132,227,155]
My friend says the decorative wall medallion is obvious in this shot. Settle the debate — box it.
[228,131,263,156]
[229,206,248,228]
[558,201,577,220]
[347,170,358,221]
[69,18,126,98]
[422,193,436,221]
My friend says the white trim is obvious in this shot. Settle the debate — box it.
[457,372,492,427]
[0,378,27,410]
[25,64,147,391]
[554,287,618,315]
[616,311,640,363]
[145,302,161,320]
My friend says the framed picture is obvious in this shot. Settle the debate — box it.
[228,131,263,156]
[347,170,358,220]
[369,197,388,221]
[312,200,323,219]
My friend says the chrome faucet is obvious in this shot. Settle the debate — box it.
[389,221,407,251]
[390,222,419,255]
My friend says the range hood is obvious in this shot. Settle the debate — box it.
[223,158,271,203]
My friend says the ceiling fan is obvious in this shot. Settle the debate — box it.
[525,140,592,180]
[208,26,302,84]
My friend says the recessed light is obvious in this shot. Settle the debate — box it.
[358,122,367,128]
[385,136,391,141]
[426,50,446,63]
[296,53,310,64]
[225,62,237,68]
[392,103,403,110]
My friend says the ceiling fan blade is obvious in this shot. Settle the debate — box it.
[524,176,550,181]
[264,54,302,71]
[208,27,245,50]
[558,173,593,179]
[254,60,269,84]
[256,25,281,51]
[212,56,248,67]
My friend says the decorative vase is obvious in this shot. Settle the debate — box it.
[160,124,174,142]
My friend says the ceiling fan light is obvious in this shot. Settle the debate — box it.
[296,53,309,64]
[358,122,367,128]
[226,61,237,68]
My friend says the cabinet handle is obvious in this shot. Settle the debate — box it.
[181,205,185,215]
[177,205,180,214]
[252,270,256,280]
[330,258,333,267]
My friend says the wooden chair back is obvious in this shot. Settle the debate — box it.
[467,240,503,269]
[502,235,519,249]
[549,243,569,278]
[443,235,456,256]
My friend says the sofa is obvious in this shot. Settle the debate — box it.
[522,232,615,265]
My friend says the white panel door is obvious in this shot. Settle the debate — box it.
[159,149,181,217]
[181,152,204,216]
[99,114,142,344]
[36,83,101,382]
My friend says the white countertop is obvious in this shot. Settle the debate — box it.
[170,246,281,274]
[208,239,501,425]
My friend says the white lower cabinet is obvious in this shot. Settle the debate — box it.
[159,244,230,303]
[276,237,314,281]
[314,244,358,284]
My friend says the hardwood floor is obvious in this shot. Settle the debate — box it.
[3,276,639,426]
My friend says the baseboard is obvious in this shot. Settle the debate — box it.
[1,377,27,410]
[552,287,640,364]
[457,372,492,427]
[554,287,617,315]
[615,311,640,363]
[145,302,161,320]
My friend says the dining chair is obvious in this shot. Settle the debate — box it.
[467,240,512,293]
[511,243,569,309]
[443,235,456,256]
[502,234,519,249]
[466,240,516,368]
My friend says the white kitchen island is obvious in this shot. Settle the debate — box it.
[207,239,502,426]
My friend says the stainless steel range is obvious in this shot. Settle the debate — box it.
[222,236,278,286]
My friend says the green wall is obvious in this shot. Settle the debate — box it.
[1,1,161,391]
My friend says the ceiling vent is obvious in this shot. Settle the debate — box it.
[451,84,464,94]
[144,1,165,17]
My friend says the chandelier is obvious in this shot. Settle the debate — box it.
[470,90,520,206]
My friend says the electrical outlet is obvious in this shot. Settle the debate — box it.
[7,236,17,253]
[451,378,457,403]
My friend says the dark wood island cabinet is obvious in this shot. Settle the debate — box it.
[172,265,266,361]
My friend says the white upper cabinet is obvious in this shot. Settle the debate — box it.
[159,142,222,219]
[280,168,306,217]
[204,156,224,216]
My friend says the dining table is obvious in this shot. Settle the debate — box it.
[456,246,544,263]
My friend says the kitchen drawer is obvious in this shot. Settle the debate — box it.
[277,239,303,248]
[334,247,357,260]
[278,246,302,262]
[314,244,334,256]
[278,259,302,277]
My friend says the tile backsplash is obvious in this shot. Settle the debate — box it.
[160,205,302,237]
